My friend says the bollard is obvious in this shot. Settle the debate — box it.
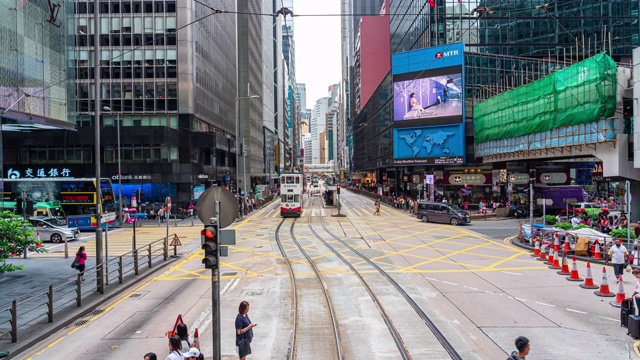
[10,300,17,342]
[118,256,123,284]
[47,285,54,323]
[148,243,152,268]
[134,249,139,275]
[64,239,69,259]
[76,274,82,307]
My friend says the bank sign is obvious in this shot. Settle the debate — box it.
[6,167,73,179]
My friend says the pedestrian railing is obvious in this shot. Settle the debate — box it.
[0,234,175,345]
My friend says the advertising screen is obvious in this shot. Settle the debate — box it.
[393,70,462,124]
[392,42,466,165]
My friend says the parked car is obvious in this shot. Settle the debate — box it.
[416,201,471,225]
[27,216,80,243]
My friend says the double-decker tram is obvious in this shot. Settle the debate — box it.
[280,173,303,217]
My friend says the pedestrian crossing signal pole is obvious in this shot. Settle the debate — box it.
[201,201,221,360]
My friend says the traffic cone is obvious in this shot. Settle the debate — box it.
[580,262,599,289]
[545,246,555,265]
[553,233,560,252]
[566,255,583,282]
[537,244,548,262]
[591,240,603,260]
[548,250,561,270]
[563,237,571,252]
[594,267,616,297]
[609,280,627,307]
[532,238,541,257]
[556,253,570,275]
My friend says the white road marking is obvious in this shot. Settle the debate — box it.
[535,302,556,307]
[515,297,527,302]
[599,316,619,322]
[463,286,479,291]
[442,281,458,286]
[501,271,522,276]
[566,308,588,314]
[221,278,239,296]
[426,277,439,282]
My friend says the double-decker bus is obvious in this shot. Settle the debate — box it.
[1,178,117,230]
[280,173,303,217]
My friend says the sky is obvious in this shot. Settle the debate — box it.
[293,0,342,110]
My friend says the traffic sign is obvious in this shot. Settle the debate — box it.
[169,234,182,247]
[537,198,553,206]
[101,212,116,223]
[166,197,172,213]
[196,187,239,227]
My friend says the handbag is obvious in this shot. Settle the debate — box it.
[238,338,251,358]
[71,257,79,269]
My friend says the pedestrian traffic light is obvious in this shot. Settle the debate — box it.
[201,224,219,270]
[336,185,340,194]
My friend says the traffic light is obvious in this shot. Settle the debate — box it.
[201,224,219,270]
[336,185,340,194]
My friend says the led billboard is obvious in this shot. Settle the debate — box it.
[392,42,465,165]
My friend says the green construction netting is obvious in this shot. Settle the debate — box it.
[474,53,617,144]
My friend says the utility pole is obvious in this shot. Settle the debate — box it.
[93,0,103,292]
[242,138,248,207]
[529,169,535,245]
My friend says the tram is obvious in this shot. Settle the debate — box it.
[280,173,304,217]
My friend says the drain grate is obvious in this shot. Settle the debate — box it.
[222,272,238,277]
[74,320,89,327]
[129,293,143,299]
[87,309,104,316]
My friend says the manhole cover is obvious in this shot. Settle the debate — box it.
[242,289,264,296]
[222,272,238,277]
[129,293,143,299]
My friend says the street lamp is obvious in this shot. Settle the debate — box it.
[235,94,260,208]
[102,106,123,225]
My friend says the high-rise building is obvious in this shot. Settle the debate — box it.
[296,83,306,111]
[310,97,330,164]
[281,0,296,80]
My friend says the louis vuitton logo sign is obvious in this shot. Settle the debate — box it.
[47,0,61,27]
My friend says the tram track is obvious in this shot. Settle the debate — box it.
[274,199,342,360]
[314,195,463,360]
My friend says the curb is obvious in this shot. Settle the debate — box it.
[2,255,181,358]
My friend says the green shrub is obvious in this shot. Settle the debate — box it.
[555,222,572,230]
[0,211,47,273]
[609,228,636,240]
[573,224,595,230]
[542,215,557,225]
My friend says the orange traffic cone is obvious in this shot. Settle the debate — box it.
[545,246,555,265]
[566,255,583,282]
[591,240,603,260]
[537,244,548,262]
[532,238,541,257]
[553,233,560,252]
[193,328,199,348]
[580,262,598,289]
[556,253,570,275]
[609,280,627,307]
[594,267,616,297]
[548,250,561,269]
[563,237,571,252]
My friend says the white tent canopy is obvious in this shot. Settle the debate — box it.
[567,228,611,244]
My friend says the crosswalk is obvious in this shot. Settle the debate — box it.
[261,205,398,218]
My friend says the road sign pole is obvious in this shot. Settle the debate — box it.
[105,222,109,285]
[213,201,221,360]
[166,197,171,255]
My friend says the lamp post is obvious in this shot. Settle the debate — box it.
[103,106,123,226]
[235,94,259,207]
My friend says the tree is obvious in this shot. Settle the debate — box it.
[0,211,47,273]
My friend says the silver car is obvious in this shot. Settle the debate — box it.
[28,217,80,243]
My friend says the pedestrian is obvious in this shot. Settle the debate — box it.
[144,353,157,360]
[632,269,640,314]
[508,336,530,359]
[605,237,628,282]
[235,301,256,360]
[75,246,87,281]
[176,323,194,353]
[166,335,184,360]
[188,203,194,217]
[182,347,202,360]
[374,199,381,216]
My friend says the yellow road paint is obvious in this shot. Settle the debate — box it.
[402,242,493,271]
[485,250,529,269]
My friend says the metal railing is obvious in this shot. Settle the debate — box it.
[0,234,175,344]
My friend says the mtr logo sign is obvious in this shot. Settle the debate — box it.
[435,50,460,59]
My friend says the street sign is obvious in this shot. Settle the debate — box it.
[166,197,172,213]
[537,198,553,206]
[101,212,116,223]
[196,187,239,228]
[563,198,578,204]
[169,234,182,247]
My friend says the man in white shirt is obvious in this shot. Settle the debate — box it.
[606,237,628,282]
[570,215,581,228]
